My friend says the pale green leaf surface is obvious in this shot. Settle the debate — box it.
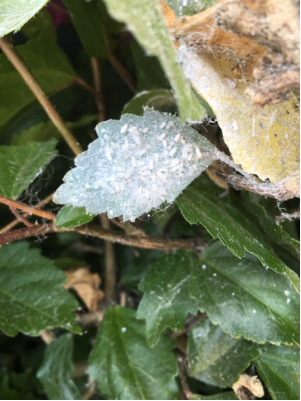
[103,0,206,121]
[176,175,290,273]
[122,90,175,116]
[56,205,95,228]
[166,0,218,17]
[0,242,80,336]
[0,38,76,134]
[11,121,60,145]
[189,242,300,345]
[53,109,217,221]
[37,334,82,400]
[188,320,260,387]
[89,306,178,400]
[254,345,300,400]
[0,0,49,36]
[137,251,198,347]
[0,139,57,199]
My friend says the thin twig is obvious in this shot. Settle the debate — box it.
[0,192,54,234]
[178,357,193,400]
[99,23,136,93]
[0,222,200,251]
[90,57,106,122]
[9,206,33,227]
[75,76,104,106]
[108,53,136,94]
[0,195,56,221]
[0,37,83,156]
[91,56,116,299]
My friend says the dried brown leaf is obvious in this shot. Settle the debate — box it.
[64,267,104,311]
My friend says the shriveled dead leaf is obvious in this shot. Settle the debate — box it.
[64,267,104,311]
[161,1,300,189]
[232,374,264,400]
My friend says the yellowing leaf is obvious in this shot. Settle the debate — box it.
[162,2,300,184]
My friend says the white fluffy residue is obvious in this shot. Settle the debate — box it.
[53,108,216,221]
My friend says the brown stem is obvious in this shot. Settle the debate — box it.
[0,222,200,251]
[0,192,54,234]
[9,206,33,228]
[75,76,104,106]
[90,58,106,122]
[91,56,116,299]
[0,37,83,156]
[0,195,56,221]
[108,53,136,94]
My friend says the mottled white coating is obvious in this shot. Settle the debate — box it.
[53,108,216,221]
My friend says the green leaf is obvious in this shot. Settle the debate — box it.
[254,345,300,400]
[166,0,218,17]
[243,193,300,261]
[122,90,176,116]
[66,114,98,130]
[0,37,76,134]
[63,0,121,59]
[53,108,217,221]
[131,41,170,91]
[11,121,60,145]
[21,7,56,40]
[192,392,238,400]
[137,250,197,347]
[188,320,260,387]
[0,0,49,37]
[0,242,80,336]
[103,0,206,121]
[0,139,57,199]
[56,206,95,228]
[189,242,300,345]
[176,175,292,273]
[37,334,82,400]
[89,306,178,400]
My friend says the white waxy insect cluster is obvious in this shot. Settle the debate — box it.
[53,108,217,221]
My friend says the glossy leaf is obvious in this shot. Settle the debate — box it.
[189,242,300,345]
[0,242,80,336]
[243,194,300,261]
[0,139,57,199]
[0,38,76,134]
[89,306,178,400]
[53,109,217,221]
[254,345,300,400]
[56,205,95,228]
[122,90,175,116]
[37,334,82,400]
[0,0,49,37]
[11,121,60,145]
[188,320,260,387]
[137,251,198,347]
[103,0,206,121]
[176,175,291,273]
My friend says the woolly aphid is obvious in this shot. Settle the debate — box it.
[54,108,228,221]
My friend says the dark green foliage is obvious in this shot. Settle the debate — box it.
[0,1,299,400]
